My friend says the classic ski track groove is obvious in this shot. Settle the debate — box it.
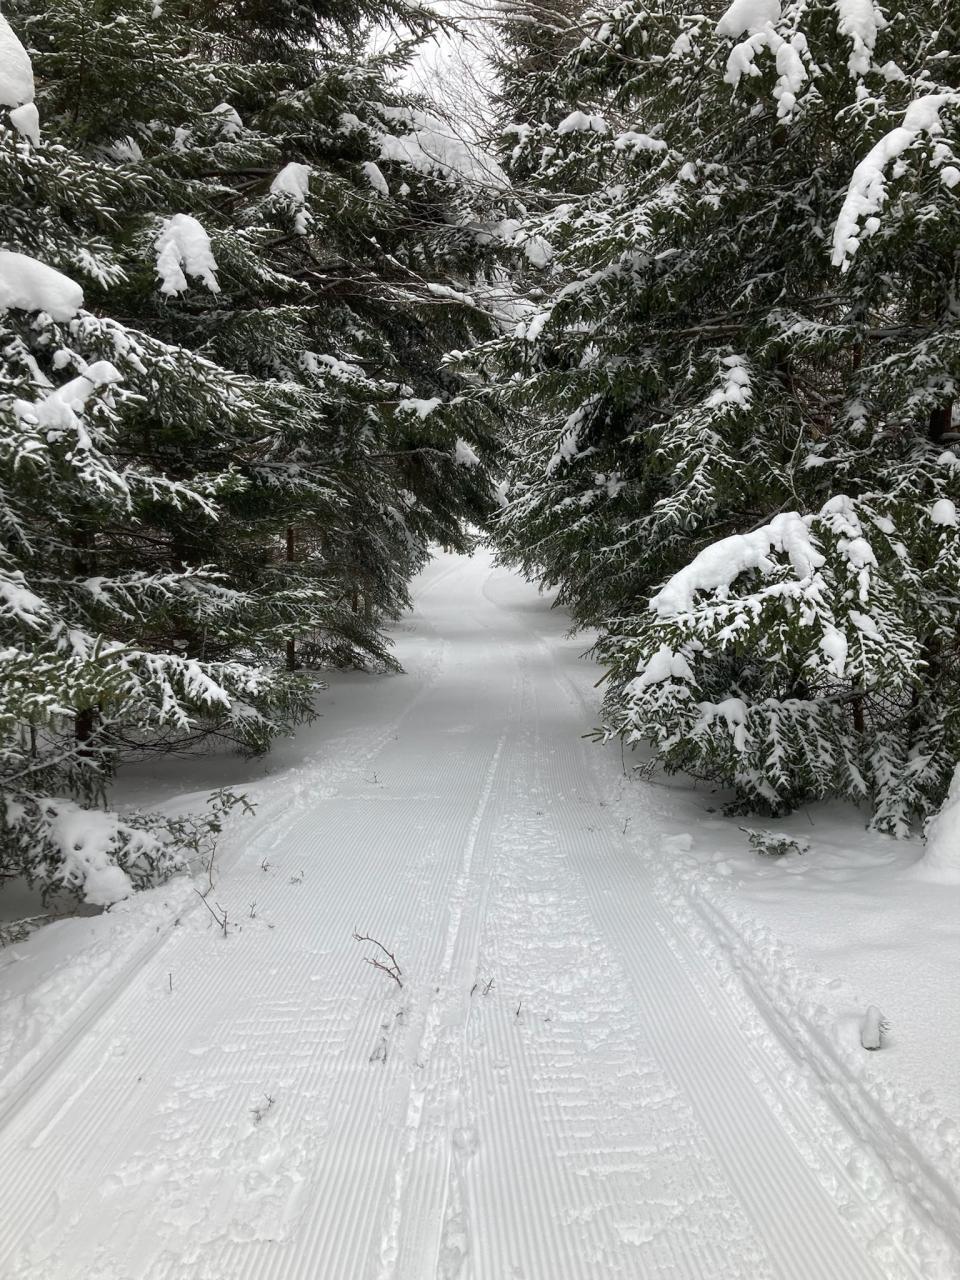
[0,563,460,1132]
[0,553,954,1280]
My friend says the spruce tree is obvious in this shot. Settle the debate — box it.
[1,2,505,899]
[484,0,960,833]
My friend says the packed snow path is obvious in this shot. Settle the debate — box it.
[0,555,946,1279]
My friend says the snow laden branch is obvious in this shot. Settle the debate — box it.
[602,494,955,833]
[832,94,960,269]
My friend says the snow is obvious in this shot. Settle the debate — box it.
[397,395,441,419]
[154,213,220,296]
[522,233,553,266]
[819,625,848,676]
[8,101,38,145]
[271,160,312,203]
[630,642,695,691]
[705,352,752,407]
[774,38,808,117]
[361,159,389,197]
[860,1004,886,1050]
[832,94,959,269]
[210,102,242,137]
[716,0,780,38]
[377,106,509,190]
[613,131,668,153]
[0,252,84,321]
[16,360,123,430]
[0,14,34,108]
[557,110,609,135]
[835,0,887,77]
[914,763,960,884]
[453,437,479,466]
[42,802,134,906]
[651,510,823,615]
[931,498,958,526]
[1,555,958,1278]
[109,135,143,163]
[270,162,313,233]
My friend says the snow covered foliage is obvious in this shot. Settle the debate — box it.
[481,0,960,832]
[0,0,506,897]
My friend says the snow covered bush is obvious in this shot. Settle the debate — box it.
[482,0,960,833]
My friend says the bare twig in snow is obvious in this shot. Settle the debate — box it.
[353,932,403,987]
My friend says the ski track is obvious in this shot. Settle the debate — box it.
[0,552,956,1280]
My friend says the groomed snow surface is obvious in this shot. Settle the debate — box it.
[1,553,959,1279]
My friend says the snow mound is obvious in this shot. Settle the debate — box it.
[210,102,242,137]
[398,396,442,419]
[931,498,958,526]
[0,251,83,320]
[155,214,220,296]
[914,764,960,884]
[271,161,311,203]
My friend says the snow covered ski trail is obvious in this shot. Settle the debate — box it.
[0,553,956,1279]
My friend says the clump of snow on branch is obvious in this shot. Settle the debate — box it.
[9,101,39,145]
[715,0,780,38]
[832,95,959,269]
[931,499,958,527]
[558,111,608,135]
[15,360,123,430]
[613,131,668,154]
[397,396,441,419]
[155,213,220,295]
[0,13,40,143]
[376,106,508,191]
[42,801,141,906]
[454,438,480,466]
[716,1,811,118]
[0,251,84,320]
[650,512,823,615]
[835,0,887,77]
[0,13,34,108]
[630,644,695,692]
[705,354,752,408]
[361,160,389,198]
[210,102,242,137]
[270,161,312,233]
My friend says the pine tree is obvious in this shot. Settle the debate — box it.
[484,0,960,833]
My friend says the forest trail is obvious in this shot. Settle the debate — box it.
[0,553,946,1279]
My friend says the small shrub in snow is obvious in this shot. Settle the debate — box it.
[740,827,808,859]
[354,932,403,988]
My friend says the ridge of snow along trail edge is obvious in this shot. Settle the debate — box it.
[0,552,958,1278]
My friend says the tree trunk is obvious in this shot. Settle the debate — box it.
[75,706,98,757]
[929,400,953,444]
[285,525,297,672]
